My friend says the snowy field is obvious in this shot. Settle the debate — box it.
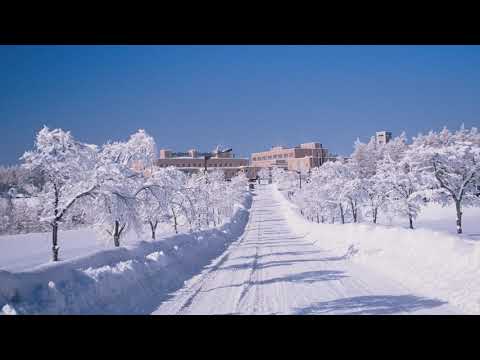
[275,185,480,314]
[378,202,480,240]
[0,224,181,272]
[0,229,108,272]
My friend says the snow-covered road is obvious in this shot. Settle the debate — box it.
[153,185,460,315]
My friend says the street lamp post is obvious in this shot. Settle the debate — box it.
[203,154,212,174]
[296,170,302,189]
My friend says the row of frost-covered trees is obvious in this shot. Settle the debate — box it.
[0,127,248,261]
[272,126,480,234]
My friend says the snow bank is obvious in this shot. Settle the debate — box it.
[274,186,480,314]
[0,194,252,315]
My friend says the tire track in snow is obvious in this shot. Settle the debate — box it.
[234,200,264,314]
[167,203,260,315]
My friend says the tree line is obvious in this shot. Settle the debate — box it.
[271,126,480,234]
[0,127,248,261]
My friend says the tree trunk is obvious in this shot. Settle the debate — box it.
[373,207,378,224]
[350,199,357,223]
[6,195,14,232]
[52,222,59,261]
[316,213,320,223]
[149,221,158,240]
[187,217,193,232]
[339,204,345,224]
[52,183,60,261]
[455,200,463,234]
[171,207,178,234]
[113,220,120,247]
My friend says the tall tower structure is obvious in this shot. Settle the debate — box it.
[375,131,392,146]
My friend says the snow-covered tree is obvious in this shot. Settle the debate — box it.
[349,138,380,223]
[296,169,330,223]
[274,168,298,197]
[294,164,349,224]
[407,126,480,234]
[258,168,271,184]
[350,138,378,179]
[384,132,408,162]
[376,154,424,229]
[142,167,189,235]
[91,157,142,246]
[270,167,286,184]
[319,162,351,224]
[229,173,248,206]
[91,130,156,246]
[136,173,168,240]
[21,126,98,261]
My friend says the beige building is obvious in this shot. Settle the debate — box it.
[155,147,249,180]
[250,142,332,172]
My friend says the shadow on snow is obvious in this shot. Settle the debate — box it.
[294,295,448,315]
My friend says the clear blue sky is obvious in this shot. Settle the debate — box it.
[1,45,480,165]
